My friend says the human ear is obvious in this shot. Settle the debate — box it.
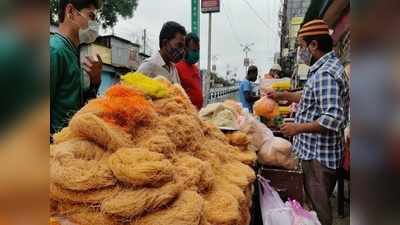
[310,40,318,51]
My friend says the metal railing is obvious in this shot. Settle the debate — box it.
[206,85,240,104]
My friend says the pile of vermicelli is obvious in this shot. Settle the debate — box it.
[50,77,256,225]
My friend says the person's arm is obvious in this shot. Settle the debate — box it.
[281,72,345,136]
[242,80,259,103]
[137,61,156,78]
[267,90,302,103]
[50,49,64,105]
[82,55,102,101]
[83,80,101,101]
[281,121,328,136]
[314,72,345,132]
[244,91,260,103]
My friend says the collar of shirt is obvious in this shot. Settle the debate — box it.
[54,32,80,57]
[151,51,174,72]
[309,51,336,74]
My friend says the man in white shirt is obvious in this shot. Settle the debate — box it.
[137,21,186,84]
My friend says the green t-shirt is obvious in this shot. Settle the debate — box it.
[50,33,84,134]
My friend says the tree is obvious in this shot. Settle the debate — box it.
[50,0,138,28]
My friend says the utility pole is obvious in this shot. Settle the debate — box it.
[201,0,220,106]
[206,13,212,105]
[142,29,147,55]
[241,43,254,72]
[212,54,218,72]
[226,64,231,81]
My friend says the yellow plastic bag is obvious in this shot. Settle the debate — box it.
[278,106,290,115]
[121,72,170,98]
[271,79,291,91]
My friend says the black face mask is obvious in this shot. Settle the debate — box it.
[167,43,184,63]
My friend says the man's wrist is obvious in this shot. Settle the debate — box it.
[90,73,101,86]
[294,123,302,135]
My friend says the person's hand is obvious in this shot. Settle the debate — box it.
[266,90,280,100]
[280,123,300,136]
[83,54,103,86]
[260,91,267,97]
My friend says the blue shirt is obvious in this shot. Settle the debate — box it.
[293,51,350,169]
[239,79,254,112]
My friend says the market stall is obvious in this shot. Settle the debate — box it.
[50,73,258,225]
[199,87,320,224]
[50,71,323,225]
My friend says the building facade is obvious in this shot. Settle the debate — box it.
[279,0,311,77]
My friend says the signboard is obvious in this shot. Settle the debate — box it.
[212,64,216,71]
[192,0,200,35]
[201,0,220,13]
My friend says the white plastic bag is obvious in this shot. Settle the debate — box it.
[258,175,293,225]
[258,176,322,225]
[286,199,322,225]
[238,114,274,151]
[199,103,238,128]
[258,137,298,170]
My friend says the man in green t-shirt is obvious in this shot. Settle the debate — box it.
[50,0,103,134]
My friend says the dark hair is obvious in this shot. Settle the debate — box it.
[59,0,101,23]
[185,32,199,47]
[247,65,258,75]
[159,21,187,48]
[303,34,333,53]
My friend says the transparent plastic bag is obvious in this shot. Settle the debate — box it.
[258,176,321,225]
[238,114,274,151]
[286,199,322,225]
[258,175,293,225]
[258,137,298,170]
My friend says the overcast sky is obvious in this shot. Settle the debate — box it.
[102,0,281,81]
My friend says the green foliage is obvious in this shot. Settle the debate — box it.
[49,0,138,28]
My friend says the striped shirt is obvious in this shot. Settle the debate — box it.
[293,51,350,169]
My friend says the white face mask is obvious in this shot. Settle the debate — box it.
[72,9,99,44]
[79,19,99,44]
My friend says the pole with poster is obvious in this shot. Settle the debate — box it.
[201,0,220,106]
[241,43,254,73]
[191,0,200,35]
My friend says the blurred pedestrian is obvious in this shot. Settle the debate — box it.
[239,65,260,113]
[176,33,203,110]
[269,63,282,78]
[260,63,282,96]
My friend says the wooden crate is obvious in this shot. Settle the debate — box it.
[259,165,304,204]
